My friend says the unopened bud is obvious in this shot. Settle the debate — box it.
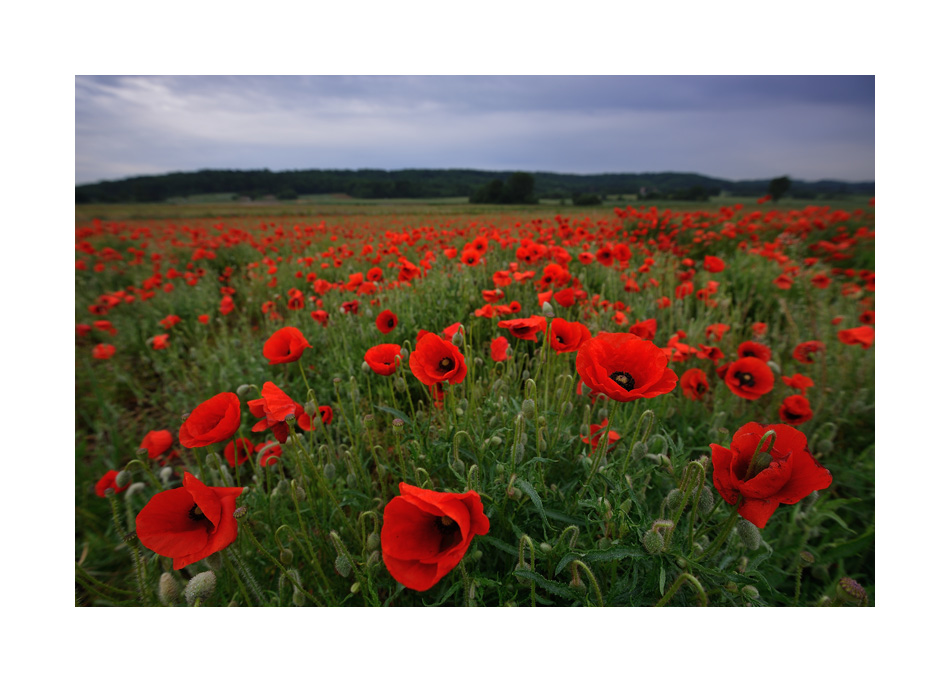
[642,530,664,555]
[542,301,555,317]
[125,482,146,500]
[284,412,296,425]
[304,401,317,417]
[539,542,553,555]
[361,361,371,373]
[367,550,380,566]
[346,473,358,488]
[366,532,380,551]
[741,585,760,600]
[521,399,536,420]
[334,554,352,577]
[158,572,179,605]
[561,401,573,416]
[135,447,149,458]
[474,356,484,367]
[280,548,294,565]
[394,377,407,392]
[323,462,336,479]
[665,489,684,509]
[115,469,132,488]
[159,466,175,484]
[800,551,815,564]
[452,331,463,346]
[737,519,761,550]
[698,486,714,514]
[350,582,361,594]
[236,384,254,397]
[292,589,306,606]
[767,360,781,375]
[631,442,648,460]
[184,571,217,605]
[490,436,503,447]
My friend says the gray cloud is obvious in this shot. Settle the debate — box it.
[75,75,874,184]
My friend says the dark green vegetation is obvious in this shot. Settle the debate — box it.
[75,168,875,204]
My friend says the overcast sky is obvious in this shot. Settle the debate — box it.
[75,75,874,186]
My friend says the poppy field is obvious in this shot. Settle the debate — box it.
[75,198,874,607]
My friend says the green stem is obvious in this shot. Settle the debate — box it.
[656,572,707,607]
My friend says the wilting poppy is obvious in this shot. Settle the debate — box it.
[365,343,403,376]
[710,422,831,528]
[779,395,814,425]
[723,357,774,400]
[498,316,547,342]
[95,470,130,497]
[381,482,490,591]
[140,430,173,460]
[376,309,398,334]
[792,340,826,364]
[837,325,874,349]
[680,368,710,401]
[575,333,678,402]
[409,332,467,386]
[263,326,312,365]
[224,438,253,467]
[92,343,116,360]
[549,318,592,354]
[179,392,242,448]
[490,336,509,362]
[135,472,245,570]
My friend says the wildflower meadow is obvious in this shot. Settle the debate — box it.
[75,198,874,607]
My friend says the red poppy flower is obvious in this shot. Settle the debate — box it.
[751,322,768,337]
[256,441,283,467]
[247,382,312,443]
[792,340,826,364]
[135,472,245,570]
[575,333,678,402]
[341,300,360,314]
[381,482,490,591]
[737,340,772,362]
[409,333,467,386]
[263,326,312,365]
[628,318,657,341]
[723,357,775,400]
[810,273,831,289]
[198,314,210,325]
[220,295,234,316]
[442,322,463,342]
[680,368,710,401]
[140,430,173,459]
[552,288,577,307]
[159,314,182,330]
[460,248,481,266]
[837,326,874,349]
[319,405,333,425]
[490,336,509,362]
[581,418,620,452]
[773,274,794,290]
[179,392,242,448]
[95,470,130,497]
[365,343,403,376]
[781,374,814,394]
[710,422,831,528]
[705,323,730,342]
[703,255,726,273]
[94,320,118,335]
[779,395,814,425]
[697,344,725,365]
[498,315,547,342]
[224,438,253,467]
[656,296,672,309]
[150,334,170,350]
[92,343,116,360]
[376,309,398,334]
[549,318,592,354]
[311,309,329,327]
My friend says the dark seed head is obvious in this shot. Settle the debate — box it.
[609,371,636,391]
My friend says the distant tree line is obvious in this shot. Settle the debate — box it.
[75,168,874,204]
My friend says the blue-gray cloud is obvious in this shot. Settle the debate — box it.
[75,75,874,184]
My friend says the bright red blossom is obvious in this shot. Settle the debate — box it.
[262,326,312,365]
[710,423,831,528]
[364,343,402,376]
[576,333,678,402]
[376,309,398,334]
[409,333,467,386]
[95,470,130,497]
[139,430,173,459]
[381,482,489,591]
[723,357,775,400]
[135,472,245,570]
[680,368,710,401]
[179,392,242,448]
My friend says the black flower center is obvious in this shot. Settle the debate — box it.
[556,335,564,344]
[696,384,706,394]
[610,371,636,391]
[387,318,394,327]
[188,504,204,520]
[736,372,755,387]
[435,515,462,552]
[439,357,455,371]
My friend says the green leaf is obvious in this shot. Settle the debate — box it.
[555,546,646,575]
[818,525,874,563]
[479,534,520,557]
[512,569,577,600]
[515,478,548,526]
[374,404,414,428]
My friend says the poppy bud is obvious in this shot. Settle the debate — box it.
[513,443,525,463]
[125,482,146,500]
[737,519,761,550]
[292,589,306,606]
[542,301,555,318]
[367,550,381,566]
[366,532,380,551]
[698,486,714,514]
[394,377,407,392]
[666,489,683,509]
[642,530,664,554]
[285,412,296,425]
[272,479,290,498]
[522,399,536,420]
[158,572,180,605]
[458,398,469,413]
[280,548,294,565]
[304,401,317,417]
[741,585,760,600]
[392,418,404,433]
[452,331,463,346]
[399,347,409,360]
[561,401,573,416]
[836,577,868,606]
[800,550,815,564]
[474,357,484,367]
[539,542,553,554]
[579,424,590,438]
[185,571,217,605]
[115,469,132,488]
[334,554,352,577]
[237,384,254,397]
[136,447,149,457]
[767,360,781,374]
[350,582,361,594]
[323,462,336,479]
[346,473,358,488]
[159,467,174,485]
[492,379,506,394]
[490,436,503,446]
